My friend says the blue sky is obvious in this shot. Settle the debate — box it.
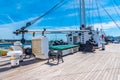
[0,0,120,40]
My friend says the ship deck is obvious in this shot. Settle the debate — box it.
[0,44,120,80]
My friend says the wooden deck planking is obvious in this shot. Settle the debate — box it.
[0,44,120,80]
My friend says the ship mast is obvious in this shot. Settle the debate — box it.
[80,0,86,29]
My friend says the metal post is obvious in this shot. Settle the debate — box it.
[79,0,82,28]
[80,0,86,29]
[82,0,86,27]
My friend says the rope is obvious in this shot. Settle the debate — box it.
[97,0,120,30]
[91,0,94,27]
[112,0,120,19]
[79,0,82,27]
[95,0,103,29]
[74,0,78,29]
[24,0,69,29]
[113,0,120,10]
[88,0,91,26]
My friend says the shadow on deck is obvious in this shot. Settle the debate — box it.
[0,59,45,73]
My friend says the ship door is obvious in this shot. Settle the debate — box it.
[73,36,78,44]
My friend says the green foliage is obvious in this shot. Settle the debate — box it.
[0,50,7,55]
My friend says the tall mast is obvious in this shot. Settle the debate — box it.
[80,0,86,29]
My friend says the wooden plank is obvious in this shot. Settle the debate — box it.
[0,44,120,80]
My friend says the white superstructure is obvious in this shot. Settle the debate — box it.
[28,29,101,47]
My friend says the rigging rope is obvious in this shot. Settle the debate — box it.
[24,0,69,29]
[79,0,82,27]
[95,0,103,29]
[73,0,77,29]
[88,0,91,26]
[112,0,120,19]
[14,0,71,42]
[97,0,120,30]
[91,0,94,27]
[113,0,120,10]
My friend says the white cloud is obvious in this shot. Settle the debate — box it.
[65,5,120,24]
[28,20,120,31]
[53,26,79,30]
[62,0,104,10]
[28,25,79,31]
[67,12,79,17]
[0,16,44,39]
[62,0,79,9]
[1,20,119,39]
[63,0,120,19]
[94,21,120,30]
[87,5,120,17]
[0,16,43,28]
